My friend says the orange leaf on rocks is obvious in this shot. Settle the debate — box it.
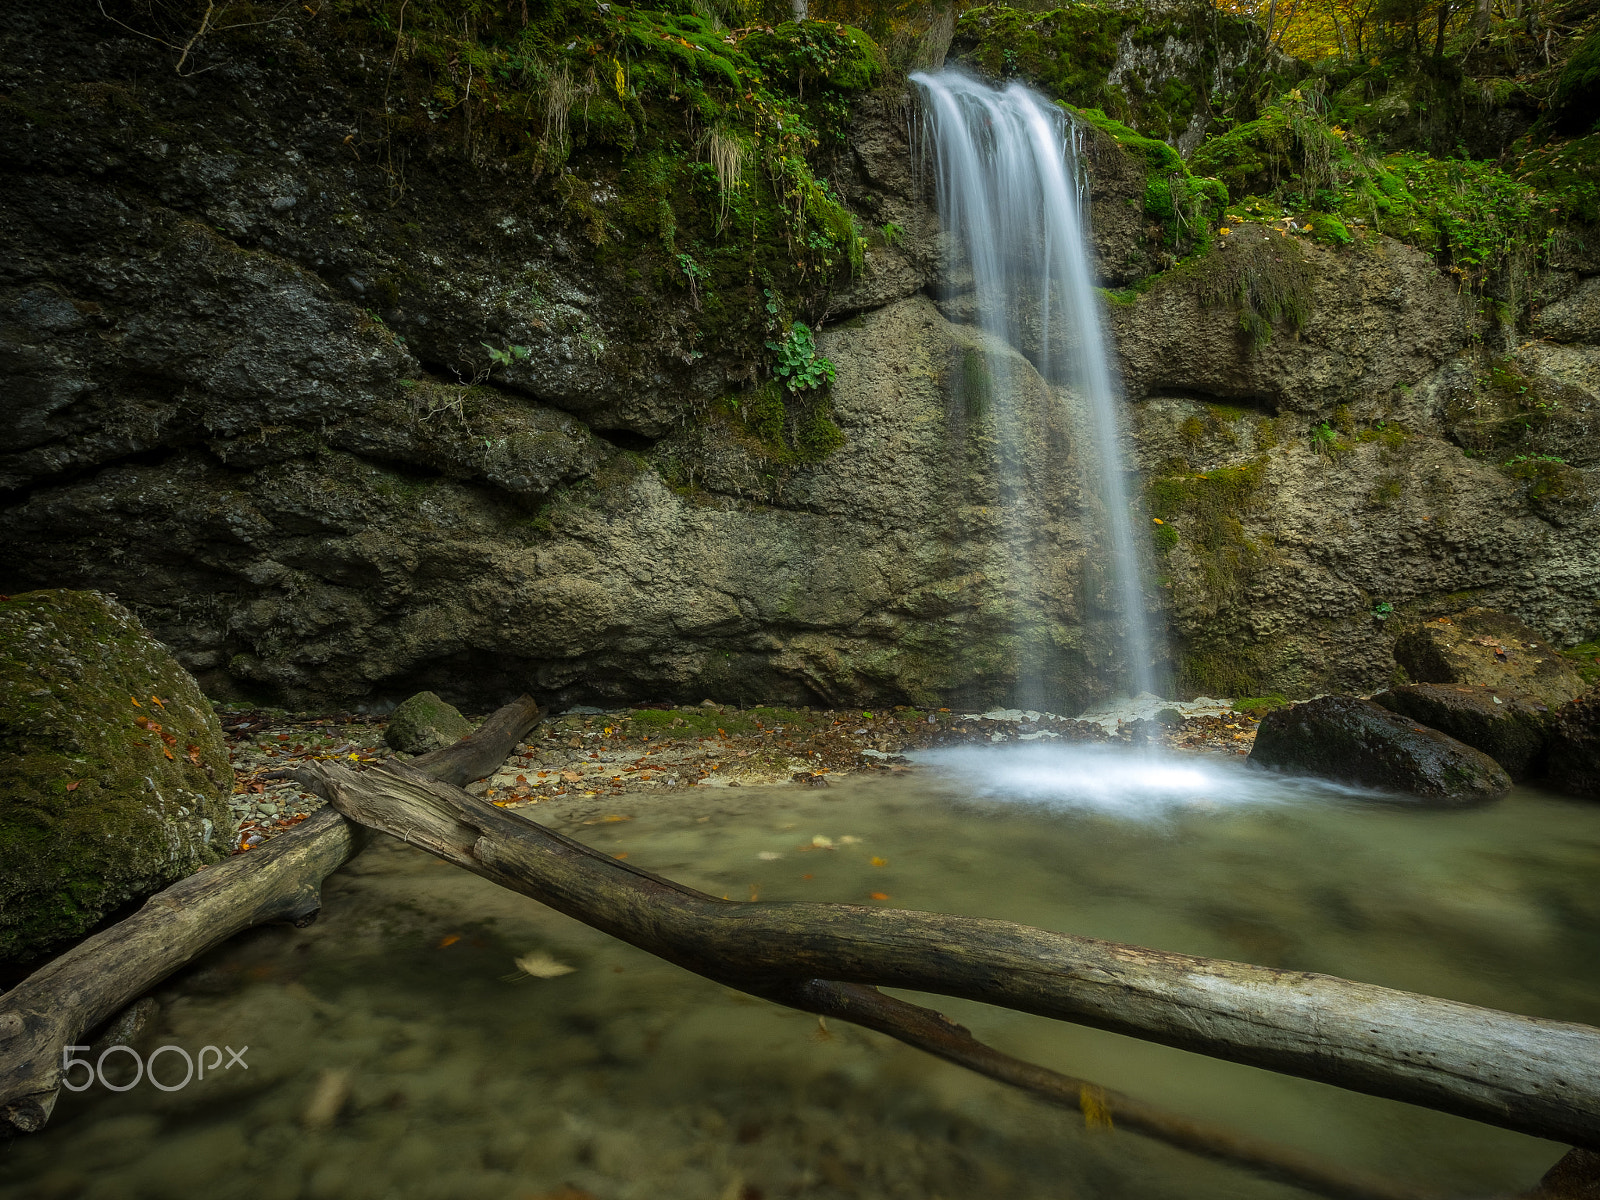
[65,781,80,792]
[437,934,461,948]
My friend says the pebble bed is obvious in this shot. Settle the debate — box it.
[219,701,1263,851]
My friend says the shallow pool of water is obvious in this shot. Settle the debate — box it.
[4,747,1597,1200]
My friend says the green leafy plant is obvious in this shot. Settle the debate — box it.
[767,322,835,392]
[881,221,903,247]
[1310,421,1344,457]
[677,252,710,310]
[1370,601,1394,621]
[482,343,530,368]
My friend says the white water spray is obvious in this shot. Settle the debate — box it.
[911,69,1158,698]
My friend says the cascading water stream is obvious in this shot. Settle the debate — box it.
[910,69,1158,700]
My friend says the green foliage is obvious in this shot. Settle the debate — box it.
[1500,454,1591,512]
[1193,235,1315,349]
[1207,87,1589,297]
[768,321,835,391]
[719,380,845,465]
[481,342,530,367]
[1076,107,1229,253]
[1233,694,1290,714]
[959,347,991,419]
[1147,458,1270,606]
[1370,601,1394,621]
[1562,641,1600,687]
[952,3,1282,147]
[1310,421,1347,456]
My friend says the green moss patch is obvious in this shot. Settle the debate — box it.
[1,590,231,963]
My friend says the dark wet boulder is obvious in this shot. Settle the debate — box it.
[1,590,231,963]
[1249,695,1512,802]
[1543,691,1600,800]
[1371,683,1553,780]
[1393,609,1586,710]
[384,691,472,755]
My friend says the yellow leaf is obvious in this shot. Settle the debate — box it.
[869,856,888,867]
[513,951,576,979]
[1218,227,1231,235]
[1080,1084,1114,1130]
[1152,517,1164,525]
[613,57,625,99]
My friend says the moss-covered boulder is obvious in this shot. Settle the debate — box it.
[384,691,473,755]
[1,590,231,963]
[1393,608,1587,710]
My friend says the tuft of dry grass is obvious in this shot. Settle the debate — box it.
[708,127,745,229]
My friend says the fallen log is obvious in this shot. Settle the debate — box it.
[305,758,1600,1154]
[0,695,542,1135]
[761,979,1445,1200]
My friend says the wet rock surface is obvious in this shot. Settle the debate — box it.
[1393,609,1589,709]
[1543,691,1600,800]
[1371,683,1554,780]
[383,691,472,756]
[0,590,231,962]
[1249,695,1512,802]
[0,5,1594,713]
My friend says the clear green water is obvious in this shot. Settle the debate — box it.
[3,746,1597,1200]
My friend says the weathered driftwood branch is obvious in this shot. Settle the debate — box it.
[0,696,542,1135]
[306,759,1600,1154]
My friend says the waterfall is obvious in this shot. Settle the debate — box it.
[911,68,1158,701]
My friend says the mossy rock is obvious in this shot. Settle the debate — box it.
[1551,28,1600,136]
[385,691,473,755]
[0,590,231,964]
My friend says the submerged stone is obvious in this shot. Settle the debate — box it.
[384,691,473,755]
[1371,683,1552,780]
[1248,695,1511,802]
[0,590,231,963]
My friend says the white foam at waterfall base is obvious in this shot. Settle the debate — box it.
[911,742,1383,819]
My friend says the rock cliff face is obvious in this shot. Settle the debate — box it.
[1,2,1595,711]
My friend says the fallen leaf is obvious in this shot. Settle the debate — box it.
[437,933,461,948]
[130,696,141,706]
[613,852,629,860]
[868,892,890,901]
[513,951,576,979]
[65,780,80,792]
[869,856,888,867]
[150,695,166,709]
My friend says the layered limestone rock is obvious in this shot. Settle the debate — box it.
[0,2,1595,712]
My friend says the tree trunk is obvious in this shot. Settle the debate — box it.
[302,758,1600,1153]
[0,696,542,1136]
